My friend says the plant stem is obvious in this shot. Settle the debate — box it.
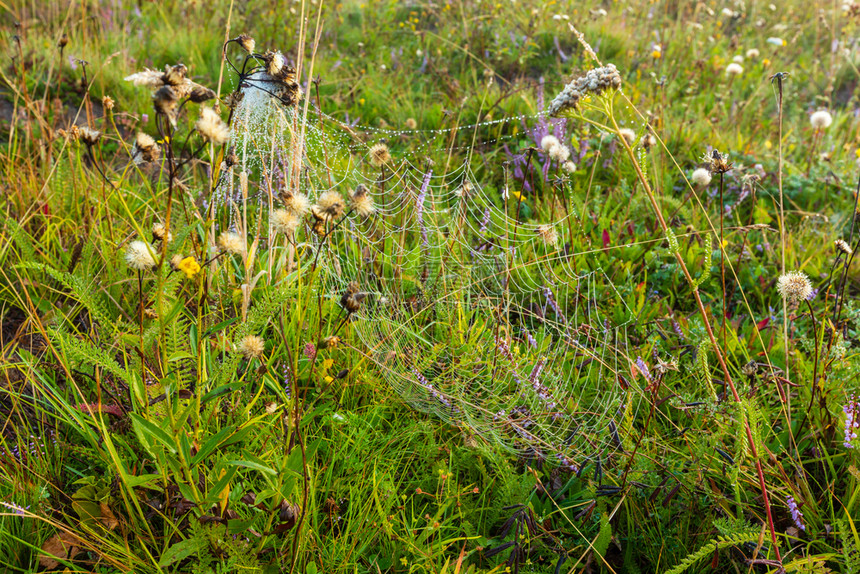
[609,112,783,563]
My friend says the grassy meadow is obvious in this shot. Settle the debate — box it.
[1,0,860,572]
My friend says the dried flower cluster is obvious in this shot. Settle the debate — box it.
[547,64,622,116]
[125,63,215,126]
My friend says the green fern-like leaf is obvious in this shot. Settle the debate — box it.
[665,529,762,574]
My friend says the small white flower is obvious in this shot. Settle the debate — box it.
[746,48,760,59]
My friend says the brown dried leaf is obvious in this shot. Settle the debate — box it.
[39,532,81,569]
[99,502,119,531]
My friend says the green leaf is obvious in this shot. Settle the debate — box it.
[191,426,237,466]
[227,459,278,476]
[129,413,177,454]
[158,537,208,567]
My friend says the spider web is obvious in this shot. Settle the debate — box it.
[215,79,644,469]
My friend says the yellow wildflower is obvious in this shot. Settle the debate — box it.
[177,256,201,278]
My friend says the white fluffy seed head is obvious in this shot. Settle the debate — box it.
[125,240,156,270]
[271,209,300,235]
[537,224,559,245]
[618,128,636,144]
[282,192,310,217]
[810,110,833,130]
[777,271,813,303]
[196,107,230,145]
[562,160,577,173]
[152,222,172,242]
[540,135,561,152]
[350,184,375,217]
[218,231,245,255]
[726,62,744,75]
[691,168,712,187]
[548,144,571,162]
[746,48,760,59]
[238,334,265,359]
[835,239,853,255]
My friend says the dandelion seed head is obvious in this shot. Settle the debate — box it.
[726,62,744,75]
[540,135,561,152]
[562,160,577,173]
[548,143,571,162]
[746,48,760,59]
[810,110,833,130]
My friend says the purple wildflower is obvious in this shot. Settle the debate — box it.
[304,342,317,361]
[479,208,491,235]
[635,356,652,382]
[544,286,565,323]
[522,327,538,349]
[844,394,859,448]
[0,501,29,516]
[786,496,806,532]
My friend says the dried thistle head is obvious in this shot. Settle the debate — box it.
[349,184,375,217]
[235,34,256,54]
[238,334,265,359]
[369,143,392,167]
[777,271,813,304]
[835,239,853,256]
[315,190,345,220]
[218,231,245,255]
[132,132,160,164]
[196,107,230,145]
[78,126,101,146]
[271,208,300,235]
[536,224,559,246]
[152,222,172,243]
[125,240,156,271]
[279,190,310,217]
[702,149,732,174]
[102,95,115,111]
